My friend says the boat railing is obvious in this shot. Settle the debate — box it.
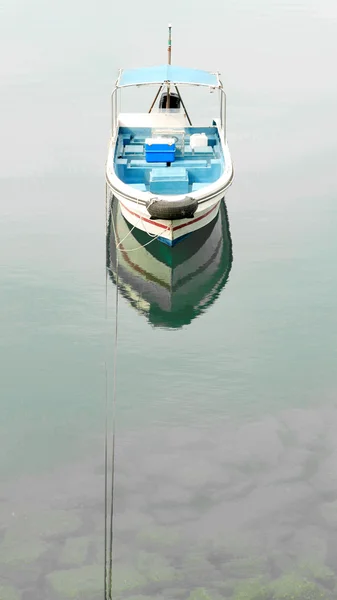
[220,87,226,141]
[111,84,227,142]
[111,86,118,138]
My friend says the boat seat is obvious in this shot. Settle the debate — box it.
[128,159,167,168]
[171,159,208,169]
[188,159,222,183]
[115,158,128,179]
[149,167,189,194]
[184,145,214,156]
[124,144,144,156]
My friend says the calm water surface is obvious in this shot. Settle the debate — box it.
[1,0,337,598]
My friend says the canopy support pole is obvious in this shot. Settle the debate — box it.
[148,84,163,113]
[174,85,192,126]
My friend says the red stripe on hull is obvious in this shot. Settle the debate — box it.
[173,202,219,231]
[120,200,221,237]
[120,202,168,229]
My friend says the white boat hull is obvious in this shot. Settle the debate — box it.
[115,192,224,246]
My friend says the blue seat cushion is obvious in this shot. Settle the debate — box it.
[149,167,189,194]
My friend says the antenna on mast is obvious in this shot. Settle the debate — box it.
[168,23,172,65]
[167,24,172,109]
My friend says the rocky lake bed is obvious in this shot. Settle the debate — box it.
[2,406,337,599]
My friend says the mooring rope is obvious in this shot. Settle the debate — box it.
[107,246,119,599]
[104,187,171,599]
[110,202,171,253]
[104,184,119,600]
[104,289,108,599]
[104,183,110,600]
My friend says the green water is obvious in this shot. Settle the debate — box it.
[1,0,337,598]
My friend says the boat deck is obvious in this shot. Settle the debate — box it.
[114,126,225,195]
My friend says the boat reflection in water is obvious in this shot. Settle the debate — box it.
[107,197,233,329]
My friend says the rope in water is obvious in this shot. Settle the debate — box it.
[104,185,172,598]
[107,247,118,600]
[110,199,171,253]
[104,183,109,600]
[104,184,119,600]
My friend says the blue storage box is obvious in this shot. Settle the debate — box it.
[149,167,189,194]
[145,137,176,163]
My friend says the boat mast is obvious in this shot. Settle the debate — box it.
[148,24,171,113]
[167,23,171,109]
[168,23,172,65]
[167,24,192,125]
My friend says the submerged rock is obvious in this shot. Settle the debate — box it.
[291,527,328,565]
[110,564,148,593]
[89,534,106,565]
[262,521,295,553]
[196,481,312,540]
[214,578,238,597]
[47,561,150,599]
[232,572,330,600]
[228,418,284,469]
[298,562,336,590]
[136,525,181,549]
[232,578,270,600]
[280,409,325,448]
[59,536,90,566]
[312,452,337,495]
[0,585,21,600]
[3,509,82,541]
[182,549,221,588]
[269,549,297,576]
[271,573,328,599]
[136,551,177,582]
[0,533,48,568]
[46,565,103,599]
[0,502,16,531]
[114,510,154,535]
[186,589,214,600]
[149,483,192,505]
[320,500,337,528]
[126,596,164,600]
[261,448,309,486]
[36,509,82,538]
[170,457,227,490]
[209,530,263,563]
[222,555,269,580]
[164,588,190,600]
[0,509,81,583]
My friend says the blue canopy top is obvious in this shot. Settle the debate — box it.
[117,64,220,88]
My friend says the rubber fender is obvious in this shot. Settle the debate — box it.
[146,196,198,221]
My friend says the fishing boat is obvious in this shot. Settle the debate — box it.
[105,26,234,246]
[107,197,233,328]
